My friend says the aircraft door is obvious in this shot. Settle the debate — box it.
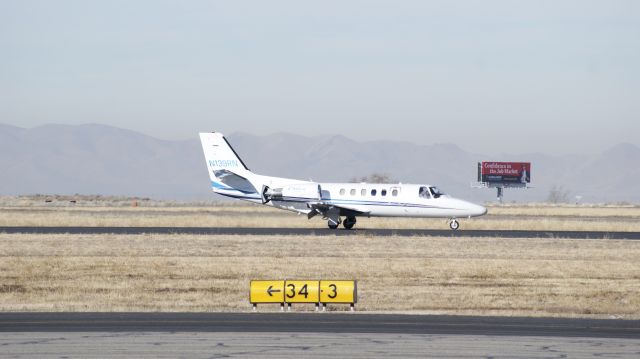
[388,186,410,214]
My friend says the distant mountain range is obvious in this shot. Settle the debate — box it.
[1,123,639,203]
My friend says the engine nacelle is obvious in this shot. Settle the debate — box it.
[262,183,321,204]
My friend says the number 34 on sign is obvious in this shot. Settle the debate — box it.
[250,280,357,310]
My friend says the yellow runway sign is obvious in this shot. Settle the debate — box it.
[283,280,320,303]
[320,280,357,304]
[250,279,357,310]
[249,280,284,303]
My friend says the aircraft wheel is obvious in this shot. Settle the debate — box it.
[449,219,460,231]
[328,220,339,229]
[343,216,356,229]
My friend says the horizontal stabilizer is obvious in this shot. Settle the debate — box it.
[212,169,258,194]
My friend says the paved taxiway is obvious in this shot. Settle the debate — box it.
[3,332,640,358]
[2,226,640,239]
[2,313,639,358]
[2,313,639,338]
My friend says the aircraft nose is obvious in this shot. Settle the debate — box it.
[466,202,488,217]
[477,204,488,216]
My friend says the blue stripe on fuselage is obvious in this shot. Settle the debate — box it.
[211,181,258,195]
[214,192,454,210]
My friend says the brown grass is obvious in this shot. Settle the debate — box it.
[487,204,640,218]
[1,233,639,318]
[1,203,640,231]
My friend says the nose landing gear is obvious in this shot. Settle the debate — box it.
[449,219,460,231]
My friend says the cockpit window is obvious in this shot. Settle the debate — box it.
[419,186,431,199]
[429,186,444,198]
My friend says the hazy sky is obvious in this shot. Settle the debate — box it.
[1,0,638,154]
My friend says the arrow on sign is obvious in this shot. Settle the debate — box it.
[267,286,281,297]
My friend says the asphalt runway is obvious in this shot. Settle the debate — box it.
[2,313,640,358]
[2,313,639,338]
[2,226,640,239]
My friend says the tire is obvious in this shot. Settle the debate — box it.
[328,220,339,229]
[449,219,460,231]
[343,216,356,229]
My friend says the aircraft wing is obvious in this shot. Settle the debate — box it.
[306,202,370,219]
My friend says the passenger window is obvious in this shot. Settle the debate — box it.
[392,189,398,196]
[371,189,377,196]
[419,186,431,199]
[350,189,356,196]
[361,189,366,196]
[381,189,387,196]
[340,188,345,195]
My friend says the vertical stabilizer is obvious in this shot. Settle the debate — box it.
[199,132,258,195]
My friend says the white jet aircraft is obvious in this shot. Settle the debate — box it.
[200,132,487,230]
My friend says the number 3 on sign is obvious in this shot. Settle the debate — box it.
[327,284,337,299]
[320,280,357,303]
[284,280,319,303]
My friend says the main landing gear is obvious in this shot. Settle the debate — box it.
[449,218,460,231]
[343,216,356,230]
[327,220,339,229]
[327,216,357,230]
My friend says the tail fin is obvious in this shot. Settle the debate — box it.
[199,132,258,195]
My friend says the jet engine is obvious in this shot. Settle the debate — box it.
[261,183,322,204]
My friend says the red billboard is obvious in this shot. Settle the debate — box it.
[478,162,531,184]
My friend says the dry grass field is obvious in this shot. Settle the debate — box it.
[1,198,639,317]
[1,199,640,231]
[1,233,639,317]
